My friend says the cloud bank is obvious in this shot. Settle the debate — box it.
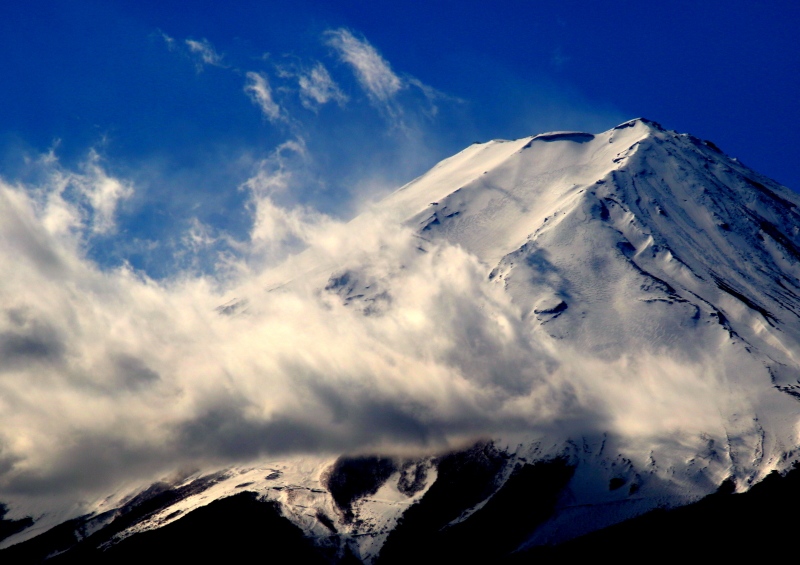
[0,145,782,513]
[0,160,559,503]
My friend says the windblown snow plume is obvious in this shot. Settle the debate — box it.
[1,120,800,558]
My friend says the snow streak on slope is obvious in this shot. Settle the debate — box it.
[2,119,800,560]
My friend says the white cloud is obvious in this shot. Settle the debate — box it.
[159,31,176,51]
[321,29,449,133]
[16,148,132,239]
[297,63,347,109]
[239,138,338,265]
[324,29,403,104]
[185,38,224,70]
[75,150,134,235]
[405,77,458,119]
[0,166,557,507]
[244,72,284,123]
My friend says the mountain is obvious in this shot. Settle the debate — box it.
[3,118,800,563]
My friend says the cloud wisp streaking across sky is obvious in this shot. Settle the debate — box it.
[295,63,348,110]
[325,29,403,105]
[185,38,225,70]
[322,28,453,129]
[244,72,284,123]
[79,24,538,278]
[0,10,637,282]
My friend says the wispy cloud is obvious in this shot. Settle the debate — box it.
[325,29,402,104]
[185,38,225,70]
[297,63,348,109]
[244,72,283,123]
[74,150,134,235]
[22,148,132,238]
[159,31,176,51]
[240,138,338,264]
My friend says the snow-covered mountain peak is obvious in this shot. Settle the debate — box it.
[330,119,800,490]
[3,119,800,562]
[371,117,673,266]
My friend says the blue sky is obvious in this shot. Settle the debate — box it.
[1,0,797,276]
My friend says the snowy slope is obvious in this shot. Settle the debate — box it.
[3,118,800,562]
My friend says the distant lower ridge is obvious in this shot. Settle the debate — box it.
[5,456,800,563]
[512,463,800,561]
[3,492,330,565]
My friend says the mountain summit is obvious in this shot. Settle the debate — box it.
[3,119,800,562]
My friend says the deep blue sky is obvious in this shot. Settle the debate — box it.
[1,0,797,276]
